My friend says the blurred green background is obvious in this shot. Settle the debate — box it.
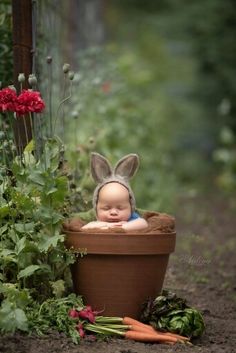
[1,0,236,212]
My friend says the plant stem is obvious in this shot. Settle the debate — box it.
[53,81,73,135]
[85,323,125,337]
[23,115,29,146]
[95,316,123,324]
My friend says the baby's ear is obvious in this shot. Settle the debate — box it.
[90,152,112,183]
[114,154,140,180]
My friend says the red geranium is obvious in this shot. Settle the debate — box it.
[0,87,17,112]
[15,89,45,116]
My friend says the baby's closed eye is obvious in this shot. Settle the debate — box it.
[101,206,110,211]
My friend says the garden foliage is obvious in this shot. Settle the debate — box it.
[0,69,79,334]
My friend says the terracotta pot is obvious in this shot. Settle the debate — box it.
[65,230,176,319]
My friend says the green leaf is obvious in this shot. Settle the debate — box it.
[14,236,27,255]
[0,249,17,264]
[0,224,8,235]
[23,151,36,166]
[0,204,11,218]
[17,265,40,279]
[50,279,65,298]
[38,232,64,252]
[0,300,28,332]
[28,170,45,186]
[15,222,35,234]
[24,139,35,152]
[0,284,31,309]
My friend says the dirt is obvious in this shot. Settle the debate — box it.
[1,190,236,353]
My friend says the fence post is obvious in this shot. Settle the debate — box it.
[12,0,33,153]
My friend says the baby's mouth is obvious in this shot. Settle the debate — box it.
[109,218,120,222]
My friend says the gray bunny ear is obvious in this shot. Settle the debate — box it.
[114,154,140,180]
[90,152,112,183]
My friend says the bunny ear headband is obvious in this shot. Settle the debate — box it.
[91,152,140,212]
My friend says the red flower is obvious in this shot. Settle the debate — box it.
[78,305,95,323]
[15,90,45,116]
[0,87,17,112]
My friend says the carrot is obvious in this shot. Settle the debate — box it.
[133,326,189,341]
[122,317,156,331]
[129,324,156,334]
[124,330,178,343]
[94,316,190,343]
[160,331,190,341]
[122,317,189,342]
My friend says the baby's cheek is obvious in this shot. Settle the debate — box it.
[97,211,107,221]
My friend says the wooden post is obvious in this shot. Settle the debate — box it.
[12,0,33,152]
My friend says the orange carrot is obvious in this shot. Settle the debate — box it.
[123,317,155,331]
[160,331,190,341]
[122,316,189,342]
[124,330,178,343]
[129,324,156,334]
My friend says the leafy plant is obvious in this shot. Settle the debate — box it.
[0,67,82,334]
[26,294,84,344]
[140,290,205,339]
[156,307,205,339]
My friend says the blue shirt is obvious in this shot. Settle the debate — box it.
[128,211,140,221]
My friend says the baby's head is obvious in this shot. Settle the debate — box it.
[90,152,140,219]
[96,182,131,222]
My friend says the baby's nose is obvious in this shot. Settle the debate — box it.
[110,208,118,215]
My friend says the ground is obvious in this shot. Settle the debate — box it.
[0,189,236,353]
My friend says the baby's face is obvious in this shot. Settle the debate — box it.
[96,182,131,222]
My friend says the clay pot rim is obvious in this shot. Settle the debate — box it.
[64,230,176,255]
[64,230,176,236]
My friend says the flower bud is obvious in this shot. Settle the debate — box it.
[18,73,25,83]
[28,74,38,86]
[68,71,75,80]
[46,56,52,64]
[63,63,70,73]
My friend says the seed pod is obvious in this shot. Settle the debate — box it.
[46,56,52,64]
[63,63,70,74]
[72,110,79,119]
[28,74,38,86]
[18,73,25,83]
[68,70,75,80]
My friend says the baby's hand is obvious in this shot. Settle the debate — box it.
[108,221,127,228]
[82,221,109,229]
[81,221,128,230]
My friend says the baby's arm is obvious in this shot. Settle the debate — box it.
[81,221,124,230]
[121,217,148,231]
[81,218,148,231]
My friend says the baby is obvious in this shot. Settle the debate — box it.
[82,153,148,231]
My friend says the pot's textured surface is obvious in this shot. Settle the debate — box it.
[65,231,176,318]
